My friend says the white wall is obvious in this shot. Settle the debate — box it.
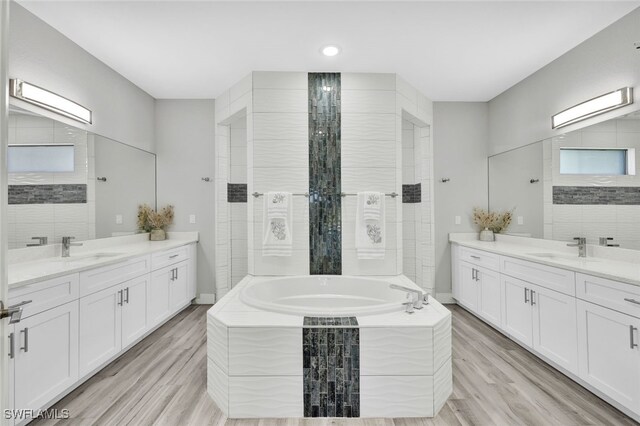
[155,99,216,301]
[489,7,640,156]
[8,3,156,152]
[433,102,489,298]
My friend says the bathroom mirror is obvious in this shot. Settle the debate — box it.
[7,107,156,249]
[489,110,640,249]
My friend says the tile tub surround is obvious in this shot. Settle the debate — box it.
[8,231,199,287]
[303,317,360,418]
[553,186,640,205]
[206,275,452,419]
[309,72,342,275]
[227,183,247,203]
[9,184,87,204]
[449,232,640,287]
[402,183,421,203]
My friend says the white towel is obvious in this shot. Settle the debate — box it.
[362,191,382,221]
[263,192,293,257]
[355,192,385,259]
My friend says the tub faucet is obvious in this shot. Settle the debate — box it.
[390,284,426,310]
[27,236,48,247]
[599,237,620,247]
[567,237,587,258]
[61,236,83,258]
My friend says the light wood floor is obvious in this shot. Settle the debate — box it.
[34,304,638,426]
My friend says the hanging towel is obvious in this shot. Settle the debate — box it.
[356,192,385,259]
[362,191,382,220]
[263,192,293,257]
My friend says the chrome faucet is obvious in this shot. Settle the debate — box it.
[61,236,83,258]
[390,284,428,313]
[26,236,48,247]
[599,237,620,247]
[567,237,587,258]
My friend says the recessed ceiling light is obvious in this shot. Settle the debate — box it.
[321,45,340,57]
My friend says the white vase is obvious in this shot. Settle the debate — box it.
[479,228,495,242]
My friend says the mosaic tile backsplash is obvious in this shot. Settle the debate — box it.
[227,183,248,203]
[303,317,360,418]
[8,184,87,205]
[402,183,422,203]
[309,73,342,275]
[553,186,640,205]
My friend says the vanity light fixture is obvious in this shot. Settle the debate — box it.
[9,79,92,124]
[321,45,340,57]
[552,87,633,129]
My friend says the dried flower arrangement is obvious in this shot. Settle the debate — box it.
[472,207,514,234]
[137,204,175,240]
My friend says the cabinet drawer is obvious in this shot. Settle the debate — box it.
[500,256,576,296]
[459,247,499,271]
[9,274,79,319]
[576,273,640,319]
[79,255,151,297]
[151,246,189,271]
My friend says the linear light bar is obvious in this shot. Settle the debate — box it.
[9,79,92,124]
[552,87,633,129]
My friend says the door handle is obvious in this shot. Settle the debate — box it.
[530,290,536,306]
[8,333,14,359]
[631,325,638,349]
[0,300,33,324]
[117,290,123,306]
[524,288,529,304]
[20,328,29,353]
[124,287,130,304]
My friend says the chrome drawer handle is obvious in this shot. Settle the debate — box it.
[20,328,28,353]
[624,298,640,306]
[8,333,14,359]
[630,325,638,349]
[169,254,179,259]
[470,255,481,260]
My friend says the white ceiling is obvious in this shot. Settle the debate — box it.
[17,1,640,101]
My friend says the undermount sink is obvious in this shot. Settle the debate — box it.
[58,252,123,264]
[527,252,600,262]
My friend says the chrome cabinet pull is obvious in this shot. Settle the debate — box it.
[624,298,640,306]
[176,268,179,280]
[524,288,529,304]
[471,268,476,280]
[124,287,130,304]
[530,290,536,306]
[169,254,179,259]
[8,333,14,359]
[474,269,480,281]
[631,325,638,349]
[117,290,123,306]
[20,328,28,353]
[470,255,481,260]
[170,268,175,281]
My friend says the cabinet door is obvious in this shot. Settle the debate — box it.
[14,301,79,412]
[577,300,640,411]
[79,285,122,376]
[121,275,150,348]
[532,284,578,374]
[451,245,461,300]
[478,267,502,328]
[501,276,533,347]
[458,262,479,312]
[148,267,172,327]
[170,262,190,312]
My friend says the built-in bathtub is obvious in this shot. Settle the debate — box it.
[207,275,452,419]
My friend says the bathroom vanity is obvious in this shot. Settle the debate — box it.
[5,233,198,425]
[450,233,640,422]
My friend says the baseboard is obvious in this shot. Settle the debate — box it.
[195,293,216,304]
[435,292,455,304]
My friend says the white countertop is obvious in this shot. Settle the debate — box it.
[450,233,640,287]
[9,232,199,288]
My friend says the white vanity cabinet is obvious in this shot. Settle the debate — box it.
[451,242,640,421]
[7,241,198,423]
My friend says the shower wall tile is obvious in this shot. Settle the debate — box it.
[253,113,308,140]
[253,89,308,113]
[342,114,396,141]
[253,71,308,90]
[253,168,308,193]
[341,139,396,168]
[341,168,396,193]
[341,73,396,91]
[253,139,307,168]
[341,90,396,114]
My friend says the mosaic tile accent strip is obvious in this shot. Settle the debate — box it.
[303,317,359,418]
[227,183,248,203]
[553,186,640,205]
[8,184,87,204]
[402,183,422,203]
[309,73,342,275]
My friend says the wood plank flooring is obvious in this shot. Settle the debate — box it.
[33,304,638,426]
